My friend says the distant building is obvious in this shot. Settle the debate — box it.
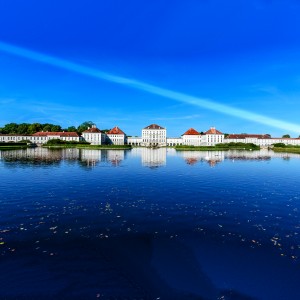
[202,127,224,146]
[226,134,271,144]
[32,131,80,143]
[127,137,143,146]
[166,138,182,146]
[106,126,126,145]
[128,125,224,147]
[0,132,80,144]
[2,123,300,147]
[181,128,202,146]
[225,134,300,146]
[142,124,167,147]
[82,125,105,145]
[0,134,31,143]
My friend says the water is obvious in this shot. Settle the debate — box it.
[0,148,299,300]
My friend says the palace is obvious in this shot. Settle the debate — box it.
[127,125,225,147]
[1,123,300,146]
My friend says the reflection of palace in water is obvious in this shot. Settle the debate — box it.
[0,148,80,163]
[224,149,300,161]
[1,148,300,167]
[179,150,225,167]
[179,149,300,166]
[0,148,127,167]
[139,148,167,168]
[80,149,125,167]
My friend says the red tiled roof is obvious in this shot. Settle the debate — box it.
[227,134,271,139]
[33,132,79,137]
[0,134,31,136]
[82,127,102,133]
[205,127,223,135]
[107,126,125,135]
[182,128,200,135]
[277,138,300,140]
[144,124,165,130]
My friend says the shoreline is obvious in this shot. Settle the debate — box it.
[0,146,29,150]
[42,144,132,150]
[272,147,300,154]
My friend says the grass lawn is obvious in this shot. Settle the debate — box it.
[273,147,300,154]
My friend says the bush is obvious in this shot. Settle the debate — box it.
[45,139,90,145]
[19,139,33,144]
[217,142,259,149]
[0,142,27,146]
[272,143,286,147]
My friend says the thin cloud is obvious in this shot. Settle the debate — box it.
[1,41,300,133]
[0,98,16,105]
[152,114,203,121]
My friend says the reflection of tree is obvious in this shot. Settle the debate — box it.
[2,158,61,167]
[0,148,80,167]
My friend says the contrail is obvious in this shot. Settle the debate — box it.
[0,41,299,133]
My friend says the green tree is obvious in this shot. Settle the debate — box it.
[17,123,30,134]
[77,121,95,133]
[67,126,77,132]
[28,123,42,134]
[46,138,64,145]
[3,123,19,134]
[51,125,62,132]
[282,134,290,138]
[42,124,52,132]
[273,143,286,147]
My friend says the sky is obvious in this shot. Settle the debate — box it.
[1,0,300,137]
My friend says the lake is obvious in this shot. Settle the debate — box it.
[0,148,299,300]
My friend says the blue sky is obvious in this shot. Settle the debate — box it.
[1,0,300,137]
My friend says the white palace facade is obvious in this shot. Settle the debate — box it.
[127,124,225,147]
[0,131,81,144]
[1,123,300,147]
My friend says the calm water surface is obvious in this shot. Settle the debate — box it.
[0,148,299,300]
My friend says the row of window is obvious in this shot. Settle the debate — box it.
[108,135,123,138]
[142,139,165,143]
[0,136,78,141]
